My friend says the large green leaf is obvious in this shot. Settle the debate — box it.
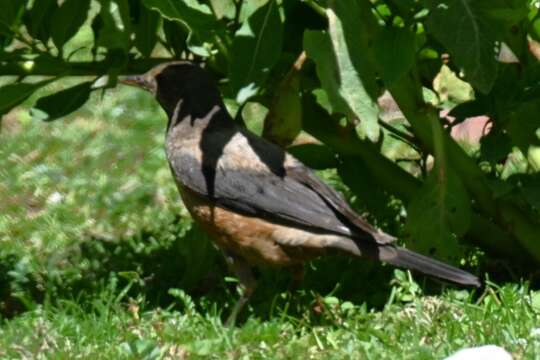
[338,157,394,221]
[142,0,224,57]
[163,19,188,57]
[303,1,380,142]
[51,0,91,50]
[95,0,132,51]
[0,80,53,116]
[287,143,338,170]
[230,0,283,104]
[24,0,58,43]
[505,101,540,153]
[374,27,416,85]
[262,66,302,147]
[33,82,93,122]
[404,166,469,262]
[208,0,236,20]
[0,0,25,29]
[0,0,25,47]
[133,5,160,57]
[424,0,513,93]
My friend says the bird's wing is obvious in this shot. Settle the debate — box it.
[168,128,393,244]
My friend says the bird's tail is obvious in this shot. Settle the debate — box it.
[380,245,481,287]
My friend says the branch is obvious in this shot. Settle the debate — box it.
[0,58,173,77]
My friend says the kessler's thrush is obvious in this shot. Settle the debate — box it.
[122,62,480,325]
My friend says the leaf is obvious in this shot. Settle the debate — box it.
[230,0,283,104]
[51,0,91,50]
[208,0,236,20]
[519,175,540,210]
[303,0,380,142]
[0,80,53,116]
[425,0,499,93]
[0,0,25,29]
[505,101,540,154]
[24,0,58,43]
[33,82,93,121]
[433,65,475,105]
[374,27,416,85]
[262,63,302,147]
[477,0,528,24]
[142,0,224,57]
[479,130,512,164]
[133,5,160,57]
[338,156,394,220]
[95,0,132,51]
[405,165,469,262]
[163,19,188,56]
[238,0,270,22]
[287,143,337,170]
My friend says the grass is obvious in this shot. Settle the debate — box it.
[2,82,540,359]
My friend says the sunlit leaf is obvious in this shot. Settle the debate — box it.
[303,0,380,142]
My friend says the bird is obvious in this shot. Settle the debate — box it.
[121,61,480,324]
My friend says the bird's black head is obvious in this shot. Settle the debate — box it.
[122,62,222,119]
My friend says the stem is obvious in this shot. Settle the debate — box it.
[302,0,326,17]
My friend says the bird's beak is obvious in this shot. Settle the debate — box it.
[120,74,157,94]
[120,75,146,88]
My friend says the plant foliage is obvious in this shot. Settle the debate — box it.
[2,0,540,266]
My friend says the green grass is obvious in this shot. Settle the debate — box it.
[2,82,540,359]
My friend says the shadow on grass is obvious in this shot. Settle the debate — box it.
[0,215,528,323]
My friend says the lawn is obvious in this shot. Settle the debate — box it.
[2,83,540,359]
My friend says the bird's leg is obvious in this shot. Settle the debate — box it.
[224,252,256,327]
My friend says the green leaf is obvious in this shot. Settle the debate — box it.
[374,27,416,85]
[478,0,528,24]
[303,1,380,142]
[133,5,160,57]
[163,19,188,56]
[142,0,224,57]
[0,80,53,116]
[239,0,270,22]
[0,0,25,29]
[261,68,302,147]
[33,82,93,121]
[425,0,499,93]
[51,0,91,50]
[480,130,512,164]
[208,0,236,20]
[505,101,540,154]
[338,156,393,220]
[95,0,132,51]
[405,165,469,262]
[230,0,283,104]
[287,143,337,170]
[24,0,58,43]
[433,65,475,105]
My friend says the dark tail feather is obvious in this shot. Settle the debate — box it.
[380,246,481,287]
